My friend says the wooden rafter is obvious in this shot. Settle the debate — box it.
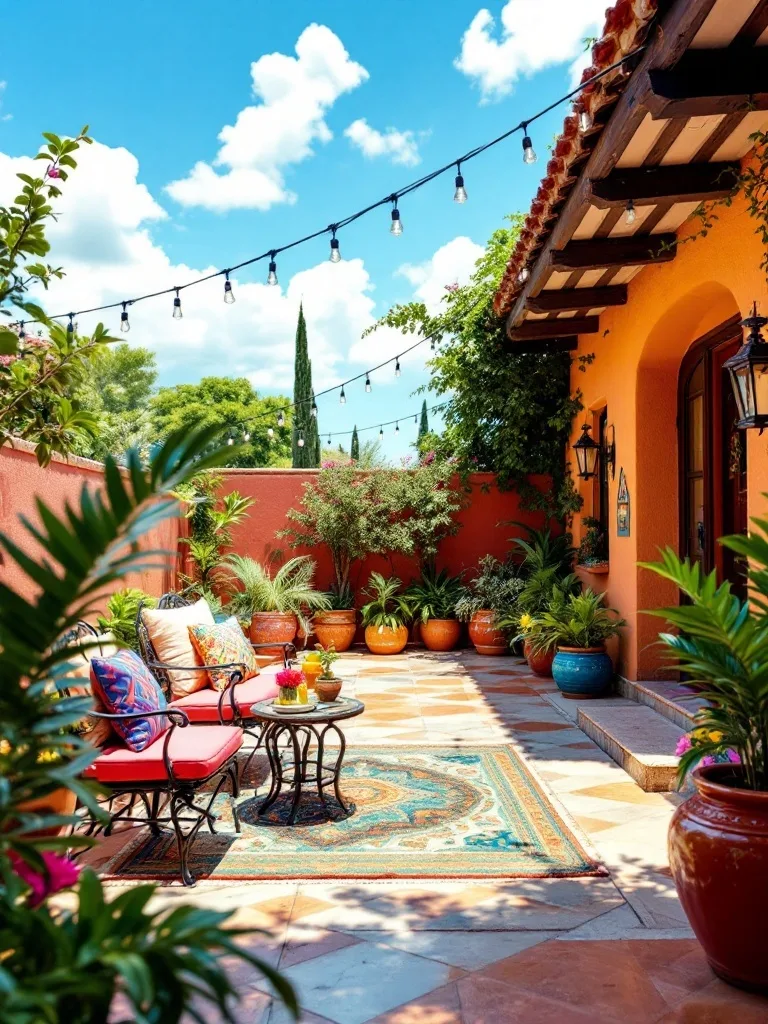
[644,50,768,120]
[507,317,600,342]
[526,285,628,314]
[505,337,578,355]
[550,235,677,273]
[589,163,739,208]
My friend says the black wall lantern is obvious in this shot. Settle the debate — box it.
[573,423,600,479]
[724,304,768,431]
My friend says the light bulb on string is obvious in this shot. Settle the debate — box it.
[365,373,372,393]
[517,267,530,285]
[453,163,467,204]
[430,338,435,351]
[311,397,317,418]
[521,125,537,165]
[227,436,234,447]
[298,431,305,448]
[328,433,332,445]
[578,108,591,133]
[329,227,341,263]
[267,427,274,438]
[395,357,401,377]
[18,321,25,342]
[243,430,251,442]
[67,313,75,338]
[395,421,400,434]
[625,199,637,225]
[390,198,403,236]
[120,302,130,333]
[267,252,278,286]
[277,411,285,428]
[414,415,418,425]
[379,425,384,438]
[172,288,182,319]
[339,386,346,405]
[223,271,235,304]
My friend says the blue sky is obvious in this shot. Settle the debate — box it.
[0,0,607,457]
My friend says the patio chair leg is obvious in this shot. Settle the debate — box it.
[228,764,241,834]
[137,791,160,835]
[170,793,196,888]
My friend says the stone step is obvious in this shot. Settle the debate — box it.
[617,677,706,730]
[576,702,681,792]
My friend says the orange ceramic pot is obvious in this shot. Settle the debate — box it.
[18,787,77,837]
[420,618,461,652]
[669,764,768,992]
[468,611,507,655]
[250,612,298,655]
[524,639,555,678]
[316,677,342,702]
[313,610,357,653]
[365,624,409,655]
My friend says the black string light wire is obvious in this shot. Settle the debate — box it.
[14,47,644,333]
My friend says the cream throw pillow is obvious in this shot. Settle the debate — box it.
[142,598,215,698]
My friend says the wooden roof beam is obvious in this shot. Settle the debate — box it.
[505,337,578,355]
[645,50,768,120]
[508,317,600,342]
[526,285,628,314]
[590,163,739,208]
[550,235,677,273]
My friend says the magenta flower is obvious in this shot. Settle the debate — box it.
[422,451,436,466]
[675,734,692,757]
[726,749,741,763]
[46,166,61,179]
[11,851,80,906]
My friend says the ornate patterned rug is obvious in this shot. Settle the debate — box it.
[106,745,602,882]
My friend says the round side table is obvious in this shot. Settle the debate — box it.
[249,697,365,825]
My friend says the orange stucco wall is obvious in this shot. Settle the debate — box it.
[569,189,767,680]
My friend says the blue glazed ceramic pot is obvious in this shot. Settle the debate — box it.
[552,646,613,698]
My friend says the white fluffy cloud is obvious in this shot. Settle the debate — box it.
[344,118,422,166]
[0,139,409,391]
[396,236,484,313]
[165,24,368,212]
[455,0,607,102]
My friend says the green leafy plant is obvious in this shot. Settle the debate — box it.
[96,588,156,651]
[224,554,330,634]
[0,425,297,1022]
[176,472,254,595]
[360,573,413,631]
[512,526,580,625]
[577,516,608,566]
[528,588,625,655]
[315,643,341,679]
[454,555,524,625]
[640,519,768,790]
[323,581,355,611]
[406,566,466,623]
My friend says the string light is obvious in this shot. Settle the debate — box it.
[517,267,530,284]
[18,320,25,341]
[120,302,130,332]
[395,421,400,433]
[277,411,285,428]
[453,163,467,204]
[430,338,435,351]
[395,358,401,377]
[339,386,346,405]
[365,373,372,393]
[379,425,384,438]
[521,124,537,164]
[267,253,278,286]
[625,199,637,225]
[20,51,643,336]
[224,271,235,304]
[67,314,74,337]
[298,431,305,448]
[329,228,341,263]
[390,198,403,236]
[172,288,182,319]
[267,427,274,438]
[227,436,234,446]
[311,396,318,418]
[243,430,251,442]
[328,433,332,444]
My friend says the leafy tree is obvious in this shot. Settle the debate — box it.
[292,303,319,467]
[350,425,359,461]
[150,376,291,467]
[0,128,118,466]
[366,214,589,520]
[418,400,429,442]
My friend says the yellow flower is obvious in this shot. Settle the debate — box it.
[0,739,10,756]
[709,731,723,744]
[36,750,60,764]
[692,727,709,741]
[519,613,534,631]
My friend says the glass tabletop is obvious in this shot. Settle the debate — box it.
[249,695,365,724]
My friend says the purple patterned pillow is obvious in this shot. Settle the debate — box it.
[90,649,168,753]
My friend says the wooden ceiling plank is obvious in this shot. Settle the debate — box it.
[734,0,768,44]
[505,337,579,355]
[526,286,628,314]
[645,50,768,119]
[550,235,678,273]
[589,162,739,207]
[508,317,600,342]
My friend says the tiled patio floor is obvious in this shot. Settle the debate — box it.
[94,650,768,1022]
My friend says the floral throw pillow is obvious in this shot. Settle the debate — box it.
[90,649,168,753]
[188,617,259,691]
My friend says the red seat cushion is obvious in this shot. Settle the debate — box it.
[89,725,243,784]
[168,668,280,722]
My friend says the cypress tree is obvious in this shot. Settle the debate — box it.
[418,400,429,441]
[350,425,359,461]
[292,303,320,467]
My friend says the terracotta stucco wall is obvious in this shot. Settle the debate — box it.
[0,442,179,607]
[569,188,767,680]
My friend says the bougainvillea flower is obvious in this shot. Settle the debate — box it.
[11,851,80,906]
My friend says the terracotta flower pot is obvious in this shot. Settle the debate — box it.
[669,764,768,992]
[524,639,555,677]
[313,609,357,653]
[316,677,342,702]
[250,611,298,655]
[420,618,461,652]
[468,610,507,655]
[18,786,77,837]
[365,623,409,655]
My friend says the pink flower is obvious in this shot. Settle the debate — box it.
[422,451,436,466]
[726,749,741,764]
[46,166,61,179]
[11,851,80,906]
[276,668,303,689]
[700,755,716,767]
[444,282,459,293]
[675,734,692,757]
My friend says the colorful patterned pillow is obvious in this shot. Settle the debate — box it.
[188,617,259,691]
[90,649,168,752]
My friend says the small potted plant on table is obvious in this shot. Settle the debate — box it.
[528,589,624,697]
[275,667,308,705]
[360,572,413,655]
[455,556,524,655]
[406,567,465,651]
[315,645,342,702]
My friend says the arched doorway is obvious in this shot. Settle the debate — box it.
[678,314,748,598]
